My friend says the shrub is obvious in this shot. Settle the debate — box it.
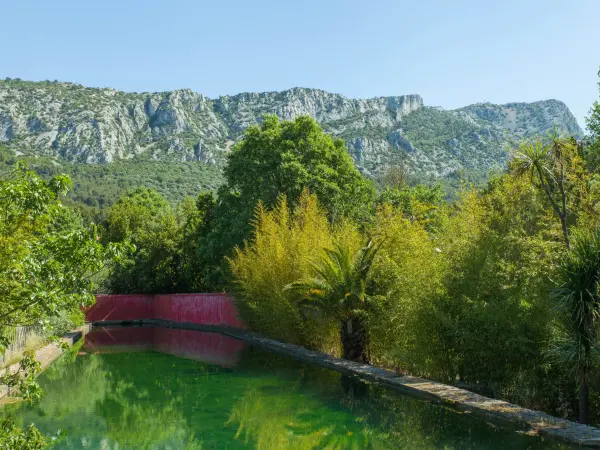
[367,204,445,371]
[228,191,359,352]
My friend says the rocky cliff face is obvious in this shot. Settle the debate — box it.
[0,79,583,177]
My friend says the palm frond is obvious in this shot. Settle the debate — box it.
[285,237,384,321]
[552,227,600,366]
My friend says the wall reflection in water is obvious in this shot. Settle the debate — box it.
[83,326,247,367]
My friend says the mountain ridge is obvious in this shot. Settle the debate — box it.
[0,78,583,179]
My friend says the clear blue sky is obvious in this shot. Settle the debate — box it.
[2,0,599,128]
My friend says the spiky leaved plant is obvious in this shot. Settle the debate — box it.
[511,128,579,248]
[552,227,600,424]
[286,239,384,364]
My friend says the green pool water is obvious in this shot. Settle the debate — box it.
[4,326,565,449]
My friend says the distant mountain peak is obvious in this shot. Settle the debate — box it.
[0,78,583,177]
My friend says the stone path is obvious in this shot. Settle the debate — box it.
[96,319,600,447]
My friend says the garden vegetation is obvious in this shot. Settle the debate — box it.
[3,70,600,447]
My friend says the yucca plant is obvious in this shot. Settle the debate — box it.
[511,128,578,248]
[552,227,600,424]
[286,239,384,363]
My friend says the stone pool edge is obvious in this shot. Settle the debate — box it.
[92,319,600,448]
[0,325,91,401]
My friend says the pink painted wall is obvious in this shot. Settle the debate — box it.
[86,294,154,322]
[85,293,246,328]
[154,294,245,328]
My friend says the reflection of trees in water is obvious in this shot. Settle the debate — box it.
[228,351,563,449]
[14,351,205,449]
[93,352,206,449]
[227,383,379,449]
[38,351,109,419]
[8,341,563,449]
[226,360,387,449]
[97,379,202,449]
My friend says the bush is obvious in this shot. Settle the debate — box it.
[367,204,445,371]
[228,191,360,352]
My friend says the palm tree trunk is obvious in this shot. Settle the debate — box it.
[538,173,570,248]
[578,319,592,424]
[560,215,570,249]
[341,316,369,364]
[579,370,589,424]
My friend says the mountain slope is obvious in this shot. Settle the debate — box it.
[0,78,583,180]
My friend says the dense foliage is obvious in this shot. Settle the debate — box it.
[0,164,124,447]
[198,115,375,289]
[228,193,344,350]
[0,164,123,335]
[103,188,211,293]
[4,69,600,442]
[227,73,600,425]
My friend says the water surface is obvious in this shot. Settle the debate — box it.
[4,326,565,449]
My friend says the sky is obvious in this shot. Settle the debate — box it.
[2,0,599,128]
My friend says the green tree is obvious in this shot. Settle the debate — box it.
[585,68,600,170]
[173,192,216,292]
[286,239,383,363]
[103,188,214,293]
[104,188,185,293]
[511,131,582,248]
[224,115,374,222]
[552,228,600,424]
[199,115,375,289]
[0,163,123,448]
[0,163,122,332]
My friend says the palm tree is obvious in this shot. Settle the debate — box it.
[286,239,383,364]
[552,227,600,424]
[511,128,578,248]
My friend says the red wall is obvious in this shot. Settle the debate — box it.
[154,294,245,328]
[87,294,154,322]
[85,293,246,329]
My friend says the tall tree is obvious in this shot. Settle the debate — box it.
[0,163,121,333]
[511,130,581,248]
[198,115,375,289]
[552,228,600,424]
[103,188,178,293]
[585,68,600,171]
